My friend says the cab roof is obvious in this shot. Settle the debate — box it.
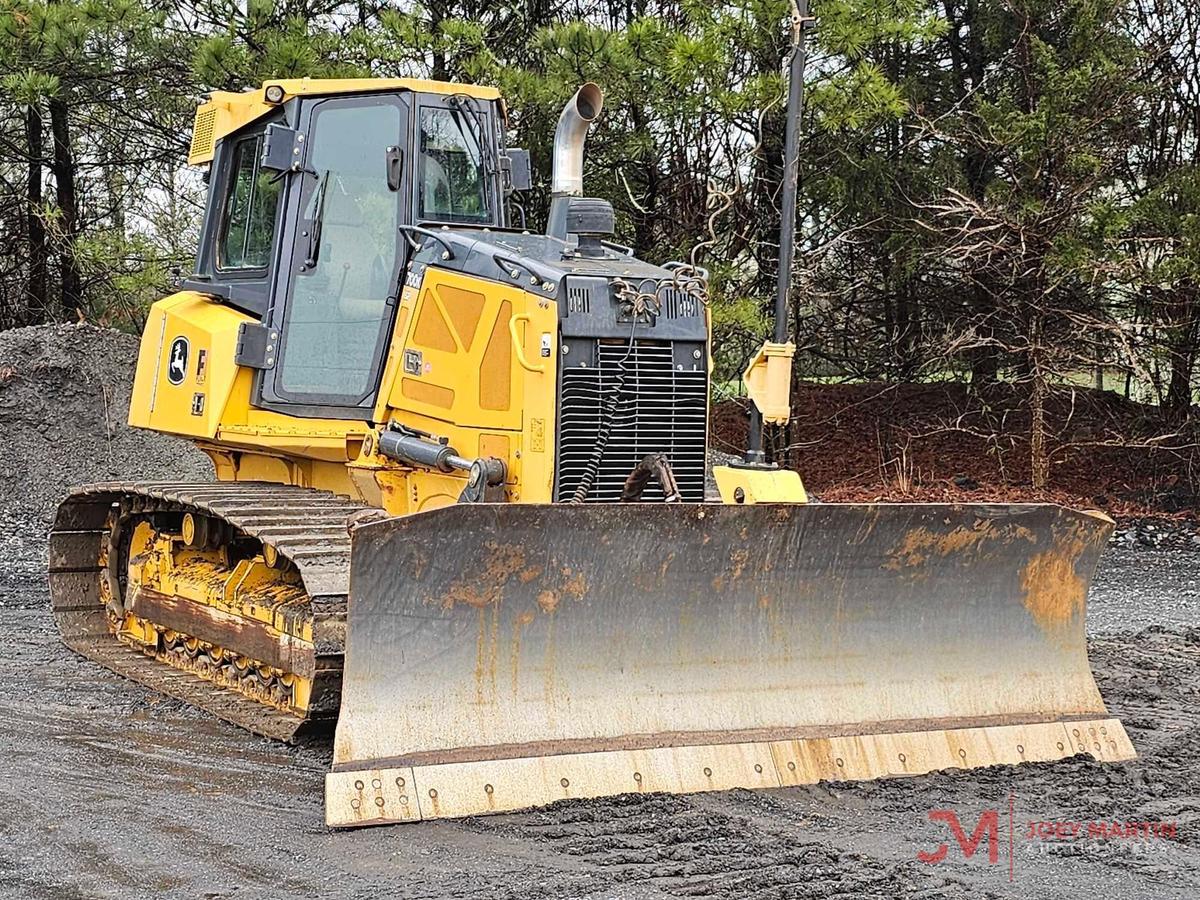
[187,77,503,166]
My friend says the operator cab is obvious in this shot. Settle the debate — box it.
[184,80,525,419]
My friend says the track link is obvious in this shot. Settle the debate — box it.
[48,482,370,741]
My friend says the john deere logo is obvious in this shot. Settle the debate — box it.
[168,336,189,385]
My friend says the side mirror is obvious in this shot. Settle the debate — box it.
[260,123,300,171]
[500,148,532,193]
[385,146,404,192]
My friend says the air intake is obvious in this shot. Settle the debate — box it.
[188,107,218,165]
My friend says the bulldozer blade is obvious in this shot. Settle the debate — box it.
[326,502,1133,827]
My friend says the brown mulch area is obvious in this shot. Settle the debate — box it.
[711,381,1200,519]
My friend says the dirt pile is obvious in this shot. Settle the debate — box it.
[0,324,210,531]
[713,382,1199,517]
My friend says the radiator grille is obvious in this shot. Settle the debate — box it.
[556,342,708,502]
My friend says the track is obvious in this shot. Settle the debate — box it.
[47,482,368,740]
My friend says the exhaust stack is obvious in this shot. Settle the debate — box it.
[547,83,604,240]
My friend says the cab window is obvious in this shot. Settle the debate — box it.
[219,134,281,270]
[276,97,404,403]
[418,106,491,224]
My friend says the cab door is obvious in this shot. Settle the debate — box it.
[260,93,409,416]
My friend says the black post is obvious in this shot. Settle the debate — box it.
[744,3,812,465]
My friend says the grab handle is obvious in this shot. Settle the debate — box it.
[508,314,545,373]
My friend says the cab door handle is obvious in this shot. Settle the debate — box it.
[508,314,545,373]
[385,146,403,192]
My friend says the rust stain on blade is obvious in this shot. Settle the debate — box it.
[443,542,527,609]
[560,568,586,601]
[472,603,501,704]
[729,548,750,580]
[1020,544,1088,631]
[883,522,1000,571]
[475,607,487,704]
[511,610,535,695]
[483,543,527,581]
[1010,524,1036,543]
[537,590,559,614]
[518,565,543,584]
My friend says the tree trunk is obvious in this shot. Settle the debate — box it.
[1165,346,1195,423]
[25,104,48,325]
[628,100,657,259]
[429,3,447,80]
[1028,313,1049,490]
[49,96,83,320]
[749,26,789,304]
[1163,293,1198,423]
[968,345,1000,394]
[944,1,1001,392]
[1030,380,1048,490]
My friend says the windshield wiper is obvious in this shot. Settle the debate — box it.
[305,169,331,268]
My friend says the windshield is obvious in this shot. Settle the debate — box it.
[418,106,491,224]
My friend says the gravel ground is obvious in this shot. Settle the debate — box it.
[1,325,1197,898]
[1090,545,1200,633]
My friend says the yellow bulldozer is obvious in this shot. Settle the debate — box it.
[48,59,1132,830]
